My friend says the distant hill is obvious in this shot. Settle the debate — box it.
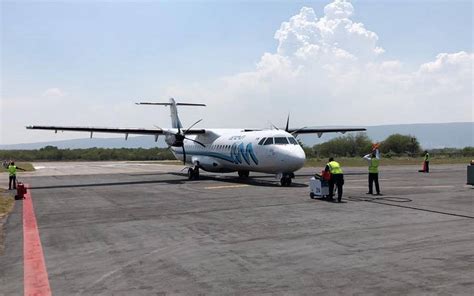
[1,122,472,150]
[300,122,473,148]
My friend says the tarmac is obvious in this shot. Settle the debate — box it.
[0,161,473,295]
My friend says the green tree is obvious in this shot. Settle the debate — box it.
[313,133,372,158]
[462,147,474,157]
[379,134,421,155]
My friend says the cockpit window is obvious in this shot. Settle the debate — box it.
[288,137,298,145]
[274,137,289,145]
[263,137,273,145]
[258,138,266,145]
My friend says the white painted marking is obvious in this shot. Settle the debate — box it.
[205,184,250,189]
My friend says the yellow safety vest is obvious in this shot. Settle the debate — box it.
[328,161,343,174]
[424,153,430,161]
[8,165,17,176]
[369,158,379,173]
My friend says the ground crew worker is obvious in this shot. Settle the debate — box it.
[7,162,25,190]
[363,149,382,195]
[325,157,344,202]
[423,151,430,173]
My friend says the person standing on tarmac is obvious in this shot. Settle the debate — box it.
[7,161,25,190]
[423,151,430,173]
[325,157,344,202]
[363,149,382,195]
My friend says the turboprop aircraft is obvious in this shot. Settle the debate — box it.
[27,98,365,186]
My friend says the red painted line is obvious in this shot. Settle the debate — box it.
[23,184,52,296]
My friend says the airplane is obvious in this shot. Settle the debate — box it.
[27,98,366,186]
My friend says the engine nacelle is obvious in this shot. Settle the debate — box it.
[165,134,184,147]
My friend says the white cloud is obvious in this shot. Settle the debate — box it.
[274,1,383,62]
[169,0,473,129]
[42,88,65,97]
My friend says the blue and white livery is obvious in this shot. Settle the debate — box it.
[27,98,365,186]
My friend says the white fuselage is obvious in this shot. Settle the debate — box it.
[169,129,306,174]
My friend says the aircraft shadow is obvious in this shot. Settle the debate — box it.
[169,173,308,188]
[28,172,308,190]
[28,178,185,190]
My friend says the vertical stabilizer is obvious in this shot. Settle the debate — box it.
[169,98,182,129]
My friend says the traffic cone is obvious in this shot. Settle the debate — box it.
[418,161,426,172]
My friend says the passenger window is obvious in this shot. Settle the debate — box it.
[274,137,289,145]
[288,137,298,145]
[264,138,274,145]
[258,138,266,145]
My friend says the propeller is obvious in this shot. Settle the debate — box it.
[290,126,307,135]
[270,122,279,130]
[283,113,306,136]
[170,119,206,165]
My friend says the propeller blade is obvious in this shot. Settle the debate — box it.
[184,136,206,147]
[285,114,290,132]
[291,127,308,135]
[182,145,186,165]
[183,119,203,135]
[269,122,279,130]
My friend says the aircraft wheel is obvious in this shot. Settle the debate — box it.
[310,192,315,199]
[238,170,249,178]
[280,176,292,187]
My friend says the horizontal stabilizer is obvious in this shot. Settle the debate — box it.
[136,102,206,107]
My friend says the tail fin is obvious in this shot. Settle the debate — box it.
[136,98,206,129]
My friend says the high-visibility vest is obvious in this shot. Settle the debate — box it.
[424,153,430,162]
[369,158,379,173]
[8,165,17,176]
[328,161,343,174]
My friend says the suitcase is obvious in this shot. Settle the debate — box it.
[15,182,27,200]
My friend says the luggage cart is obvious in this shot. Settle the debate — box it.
[309,176,329,199]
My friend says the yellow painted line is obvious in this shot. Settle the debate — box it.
[204,184,250,189]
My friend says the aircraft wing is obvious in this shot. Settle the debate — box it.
[288,127,366,137]
[26,126,206,140]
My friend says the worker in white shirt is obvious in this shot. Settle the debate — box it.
[363,148,382,195]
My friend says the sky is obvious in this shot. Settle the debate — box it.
[1,0,473,145]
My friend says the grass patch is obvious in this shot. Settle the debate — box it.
[0,162,35,173]
[0,189,14,218]
[305,156,473,167]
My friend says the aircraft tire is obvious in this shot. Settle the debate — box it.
[238,170,249,178]
[280,176,292,187]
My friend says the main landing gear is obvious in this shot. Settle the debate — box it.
[280,173,294,187]
[238,170,250,178]
[187,167,200,180]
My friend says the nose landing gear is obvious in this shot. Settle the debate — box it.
[238,170,250,178]
[279,173,294,187]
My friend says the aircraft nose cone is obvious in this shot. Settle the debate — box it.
[278,146,306,171]
[293,147,306,169]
